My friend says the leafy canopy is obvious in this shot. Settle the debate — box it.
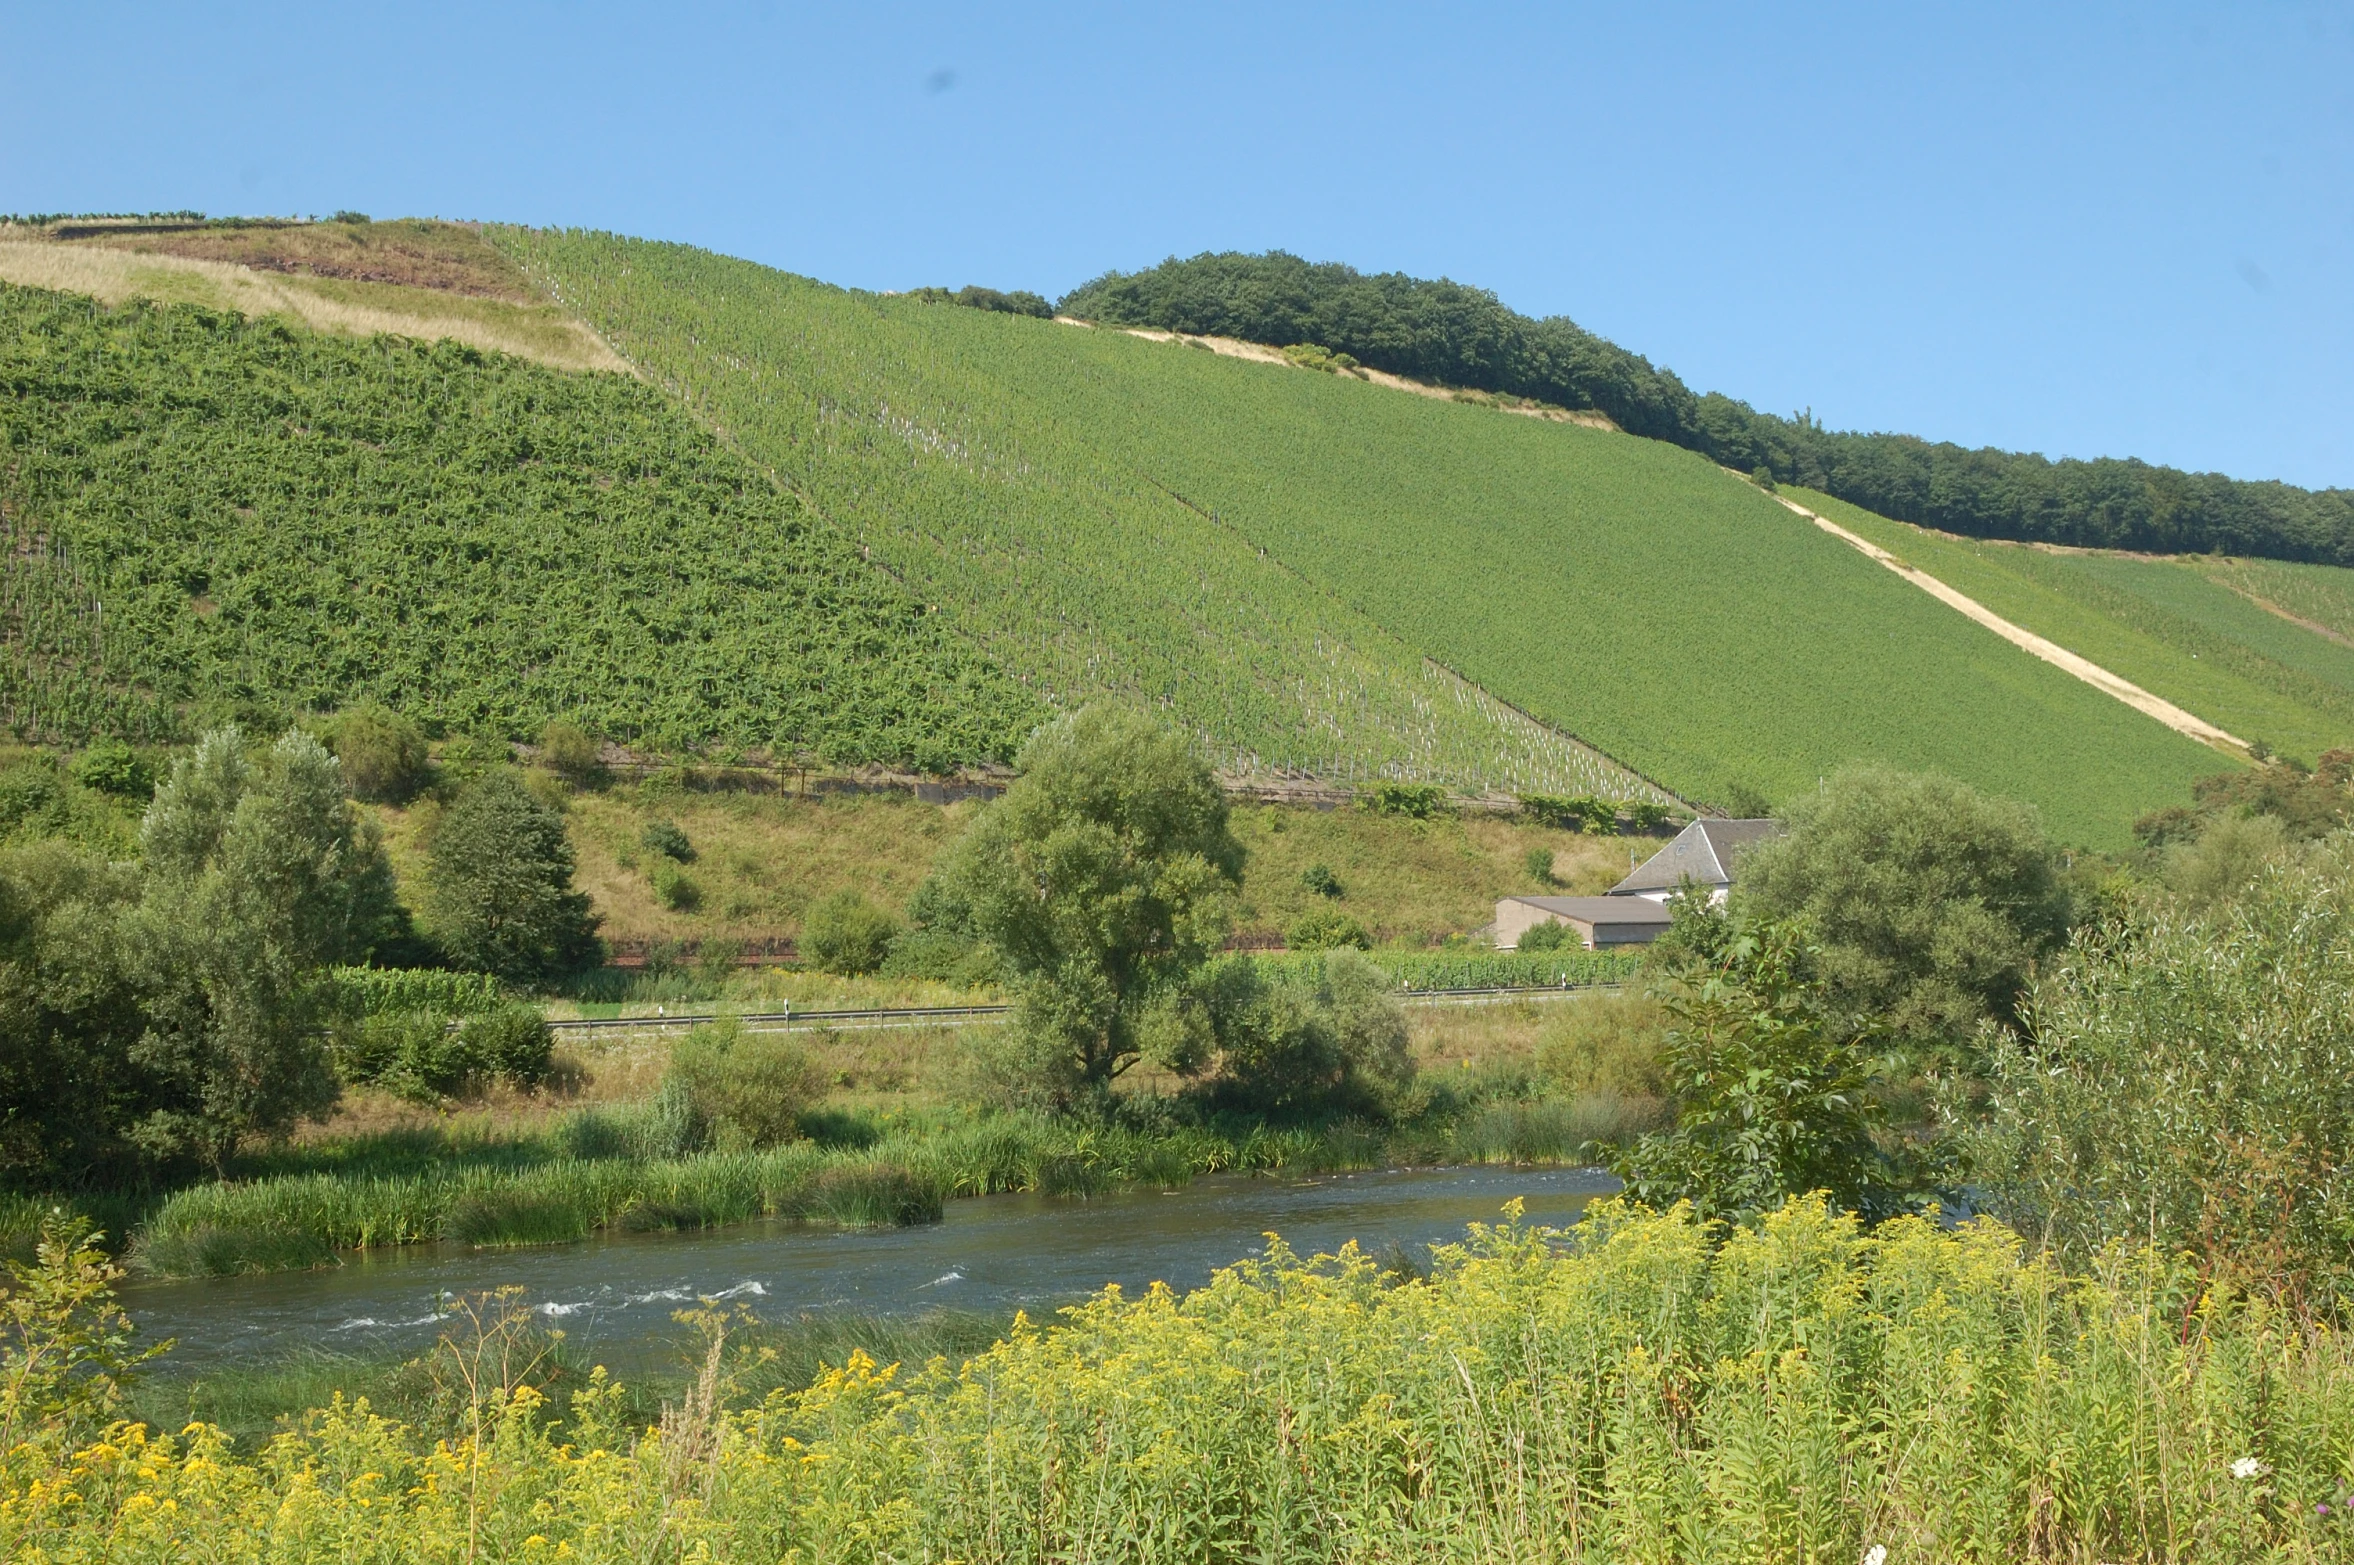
[134,727,398,1165]
[1610,917,1913,1225]
[425,771,600,986]
[1733,765,2071,1047]
[943,708,1244,1091]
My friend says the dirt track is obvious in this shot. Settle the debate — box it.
[1776,495,2248,753]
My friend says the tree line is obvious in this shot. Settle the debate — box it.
[0,720,596,1185]
[1059,251,2354,566]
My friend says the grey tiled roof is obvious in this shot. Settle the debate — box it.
[1609,818,1781,896]
[1503,895,1676,925]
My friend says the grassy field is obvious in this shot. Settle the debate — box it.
[2206,555,2354,643]
[499,229,2224,843]
[492,231,1685,801]
[1793,486,2354,764]
[366,777,1659,953]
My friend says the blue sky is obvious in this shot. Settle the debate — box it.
[4,3,2347,488]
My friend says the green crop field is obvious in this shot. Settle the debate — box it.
[1792,487,2354,765]
[0,281,1036,766]
[496,232,1654,802]
[501,229,2225,844]
[2203,556,2354,644]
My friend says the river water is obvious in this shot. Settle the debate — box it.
[126,1165,1618,1372]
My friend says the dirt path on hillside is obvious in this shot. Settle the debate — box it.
[2206,577,2354,649]
[1114,328,1619,429]
[1775,494,2249,753]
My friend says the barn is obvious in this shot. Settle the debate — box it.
[1494,895,1675,949]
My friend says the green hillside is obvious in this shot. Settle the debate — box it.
[0,281,1036,764]
[2202,557,2354,645]
[502,229,2225,844]
[498,234,1656,801]
[1792,488,2354,765]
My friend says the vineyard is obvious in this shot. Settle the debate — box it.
[498,229,2222,843]
[492,231,1666,802]
[1794,487,2354,764]
[0,281,1039,767]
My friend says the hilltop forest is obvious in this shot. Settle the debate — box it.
[1062,251,2354,566]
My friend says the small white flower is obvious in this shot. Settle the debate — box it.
[1862,1547,1887,1565]
[2232,1457,2269,1480]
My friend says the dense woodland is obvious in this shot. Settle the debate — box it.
[1062,251,2354,565]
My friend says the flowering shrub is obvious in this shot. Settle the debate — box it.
[8,1195,2354,1560]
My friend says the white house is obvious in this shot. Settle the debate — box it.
[1608,818,1780,904]
[1493,817,1781,950]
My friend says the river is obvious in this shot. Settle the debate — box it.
[126,1165,1618,1373]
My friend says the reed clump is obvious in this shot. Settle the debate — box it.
[130,1106,1550,1277]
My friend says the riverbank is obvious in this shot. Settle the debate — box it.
[129,1090,1652,1278]
[22,1196,2349,1562]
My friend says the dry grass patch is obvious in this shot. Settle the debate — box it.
[368,784,1662,954]
[0,239,627,372]
[70,217,535,299]
[1229,806,1654,942]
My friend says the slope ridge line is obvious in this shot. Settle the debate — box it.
[1777,493,2247,753]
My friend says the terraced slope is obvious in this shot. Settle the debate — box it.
[499,232,1660,801]
[500,229,2226,843]
[1793,488,2354,765]
[0,281,1036,765]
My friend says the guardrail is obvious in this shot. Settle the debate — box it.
[544,982,1616,1035]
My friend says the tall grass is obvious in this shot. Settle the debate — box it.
[130,1105,1531,1277]
[17,1195,2354,1561]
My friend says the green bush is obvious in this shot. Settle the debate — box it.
[1968,836,2354,1292]
[801,890,897,976]
[640,817,694,862]
[1280,342,1360,374]
[69,740,151,798]
[665,1018,820,1148]
[0,762,69,841]
[650,860,701,911]
[1284,910,1370,951]
[455,1004,553,1087]
[1518,793,1621,833]
[331,1001,549,1102]
[1609,921,1914,1224]
[536,718,606,790]
[1522,846,1555,886]
[1360,781,1448,818]
[1201,949,1413,1116]
[878,928,999,987]
[331,704,429,804]
[1300,862,1343,898]
[332,1011,467,1103]
[1514,919,1573,953]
